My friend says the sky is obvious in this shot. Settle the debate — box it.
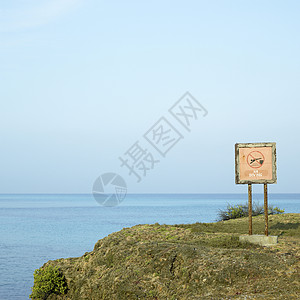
[0,0,300,194]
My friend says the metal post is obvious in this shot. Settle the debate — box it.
[248,184,252,235]
[264,183,268,236]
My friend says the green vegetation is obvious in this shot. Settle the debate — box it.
[30,213,300,299]
[30,265,68,300]
[217,202,284,221]
[180,213,299,237]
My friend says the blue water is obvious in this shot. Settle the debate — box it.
[0,193,299,300]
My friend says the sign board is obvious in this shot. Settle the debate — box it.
[235,142,277,184]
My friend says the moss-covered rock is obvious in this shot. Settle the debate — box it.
[31,214,300,299]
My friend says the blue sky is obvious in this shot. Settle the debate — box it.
[0,0,300,194]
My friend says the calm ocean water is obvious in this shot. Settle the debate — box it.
[0,193,299,300]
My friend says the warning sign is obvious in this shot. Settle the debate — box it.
[247,151,265,168]
[235,143,277,184]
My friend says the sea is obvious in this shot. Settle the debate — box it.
[0,193,299,300]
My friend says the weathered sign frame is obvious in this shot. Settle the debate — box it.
[235,142,277,185]
[235,142,277,236]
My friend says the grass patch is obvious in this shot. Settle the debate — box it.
[177,214,300,238]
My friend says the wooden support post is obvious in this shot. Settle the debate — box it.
[248,184,252,235]
[264,183,268,236]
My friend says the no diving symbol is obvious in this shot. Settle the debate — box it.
[247,151,265,169]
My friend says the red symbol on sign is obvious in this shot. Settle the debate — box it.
[247,151,265,168]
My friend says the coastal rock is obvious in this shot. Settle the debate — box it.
[31,214,300,299]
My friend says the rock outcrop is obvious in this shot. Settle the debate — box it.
[31,214,300,299]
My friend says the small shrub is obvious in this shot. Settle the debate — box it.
[269,206,285,215]
[252,202,264,216]
[218,202,284,221]
[30,265,68,299]
[218,204,247,221]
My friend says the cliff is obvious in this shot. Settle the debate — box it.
[31,213,300,299]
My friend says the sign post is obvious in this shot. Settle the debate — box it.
[248,184,252,235]
[235,143,277,236]
[264,183,268,236]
